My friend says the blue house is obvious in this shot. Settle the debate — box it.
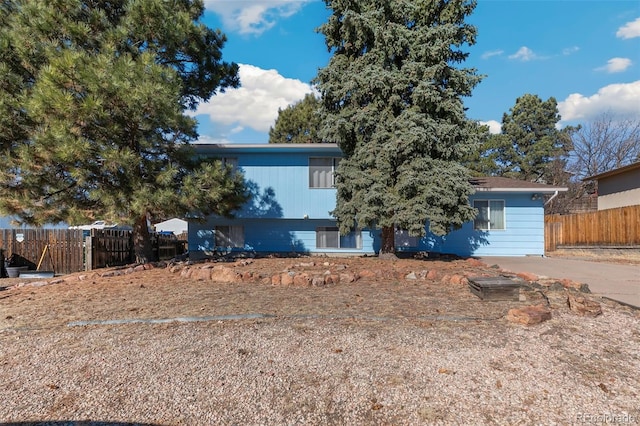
[188,144,566,258]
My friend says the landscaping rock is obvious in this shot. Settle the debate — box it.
[194,268,212,281]
[311,276,326,287]
[281,272,295,286]
[567,293,602,317]
[211,266,241,283]
[293,273,311,286]
[516,272,539,282]
[506,305,552,325]
[339,272,357,283]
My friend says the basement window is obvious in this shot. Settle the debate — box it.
[316,227,361,249]
[214,225,244,248]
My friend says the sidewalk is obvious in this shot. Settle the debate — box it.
[479,256,640,309]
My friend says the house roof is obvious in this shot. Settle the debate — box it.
[583,161,640,181]
[471,176,568,193]
[194,143,342,154]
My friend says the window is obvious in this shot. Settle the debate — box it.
[316,227,361,249]
[474,200,505,230]
[309,157,340,188]
[395,228,418,247]
[214,225,244,248]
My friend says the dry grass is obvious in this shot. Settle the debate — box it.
[1,257,520,332]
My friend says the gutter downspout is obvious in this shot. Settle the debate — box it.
[544,191,559,206]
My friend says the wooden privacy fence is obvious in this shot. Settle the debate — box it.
[1,228,187,275]
[86,229,187,269]
[545,205,640,252]
[0,229,84,275]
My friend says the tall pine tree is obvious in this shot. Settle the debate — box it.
[0,0,247,262]
[269,93,324,144]
[315,0,484,254]
[468,94,575,184]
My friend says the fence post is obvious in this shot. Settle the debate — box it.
[85,236,92,271]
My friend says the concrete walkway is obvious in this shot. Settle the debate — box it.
[479,256,640,309]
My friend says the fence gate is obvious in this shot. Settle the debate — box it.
[0,229,85,275]
[86,229,134,270]
[544,221,562,253]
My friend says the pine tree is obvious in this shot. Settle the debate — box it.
[315,0,484,254]
[0,0,246,262]
[269,93,324,144]
[469,94,575,184]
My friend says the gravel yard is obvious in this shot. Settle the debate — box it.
[1,256,639,425]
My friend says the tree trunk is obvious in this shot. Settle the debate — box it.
[380,225,396,256]
[133,214,154,264]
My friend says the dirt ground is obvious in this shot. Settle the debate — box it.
[0,254,634,333]
[2,255,639,425]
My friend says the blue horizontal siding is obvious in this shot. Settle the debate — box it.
[201,147,339,220]
[189,218,375,256]
[421,193,545,256]
[192,144,548,257]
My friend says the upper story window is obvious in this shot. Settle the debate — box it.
[309,157,340,188]
[474,200,505,230]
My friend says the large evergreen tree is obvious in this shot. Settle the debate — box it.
[315,0,483,254]
[269,93,323,144]
[0,0,247,262]
[468,94,575,185]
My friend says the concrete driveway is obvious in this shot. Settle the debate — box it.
[479,256,640,309]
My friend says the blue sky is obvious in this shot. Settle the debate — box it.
[193,0,640,143]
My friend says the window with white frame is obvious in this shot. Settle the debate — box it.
[309,157,340,188]
[395,228,419,247]
[473,200,505,230]
[316,227,361,249]
[214,225,244,248]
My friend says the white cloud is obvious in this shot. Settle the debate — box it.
[204,0,311,35]
[616,17,640,39]
[558,80,640,122]
[479,120,502,134]
[481,50,503,60]
[192,134,232,145]
[596,57,633,73]
[562,46,579,56]
[190,64,316,133]
[508,46,538,62]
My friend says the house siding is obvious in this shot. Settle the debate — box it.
[189,145,551,258]
[587,163,640,210]
[390,193,544,257]
[597,167,640,210]
[189,218,376,256]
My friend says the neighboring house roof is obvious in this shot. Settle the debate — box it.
[471,176,568,193]
[583,161,640,181]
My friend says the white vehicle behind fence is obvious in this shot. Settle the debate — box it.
[68,221,126,231]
